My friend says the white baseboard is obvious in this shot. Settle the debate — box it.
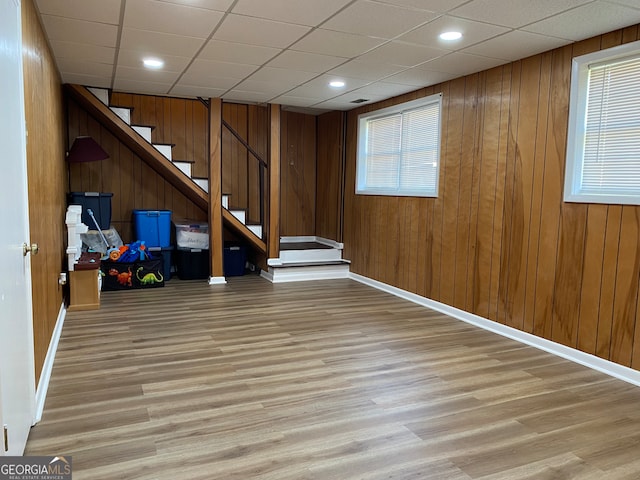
[34,302,66,423]
[208,276,227,285]
[350,272,640,388]
[260,269,273,282]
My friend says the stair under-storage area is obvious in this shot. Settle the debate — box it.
[68,84,348,283]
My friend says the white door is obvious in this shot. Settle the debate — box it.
[0,0,37,456]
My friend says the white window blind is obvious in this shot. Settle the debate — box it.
[356,94,442,197]
[565,40,640,205]
[583,56,640,195]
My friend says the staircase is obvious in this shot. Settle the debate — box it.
[79,86,265,250]
[73,85,349,282]
[262,237,350,283]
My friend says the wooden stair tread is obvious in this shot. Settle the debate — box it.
[280,241,334,251]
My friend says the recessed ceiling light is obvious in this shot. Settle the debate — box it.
[439,31,462,41]
[329,80,345,88]
[143,57,164,69]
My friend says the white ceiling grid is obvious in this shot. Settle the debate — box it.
[35,0,640,113]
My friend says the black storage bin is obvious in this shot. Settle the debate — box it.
[176,247,209,280]
[148,246,174,281]
[100,257,165,290]
[69,192,113,230]
[224,245,246,276]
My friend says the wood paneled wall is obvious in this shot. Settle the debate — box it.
[22,0,67,383]
[316,111,345,241]
[67,98,206,242]
[340,24,640,370]
[280,111,317,236]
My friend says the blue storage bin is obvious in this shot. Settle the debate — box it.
[224,245,246,276]
[133,209,171,248]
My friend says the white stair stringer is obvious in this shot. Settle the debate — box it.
[132,125,152,142]
[87,87,109,105]
[153,144,172,161]
[194,178,208,193]
[261,261,350,283]
[247,224,262,238]
[230,209,246,224]
[110,107,131,125]
[173,161,192,177]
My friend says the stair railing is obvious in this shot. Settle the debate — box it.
[221,119,267,239]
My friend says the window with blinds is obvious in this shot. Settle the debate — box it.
[564,40,640,205]
[356,93,442,197]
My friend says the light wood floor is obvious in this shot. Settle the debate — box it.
[26,275,640,479]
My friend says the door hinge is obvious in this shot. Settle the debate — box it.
[3,425,7,452]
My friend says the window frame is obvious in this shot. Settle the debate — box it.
[564,39,640,205]
[356,93,443,198]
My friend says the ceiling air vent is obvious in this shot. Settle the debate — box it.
[350,98,369,104]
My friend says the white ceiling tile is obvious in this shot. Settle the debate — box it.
[450,0,593,28]
[270,95,325,107]
[371,0,469,13]
[291,28,385,57]
[357,41,448,67]
[169,84,228,98]
[347,81,417,98]
[384,68,455,86]
[198,40,281,65]
[213,14,311,48]
[117,49,192,71]
[312,99,359,110]
[231,0,352,26]
[417,52,507,76]
[119,28,205,57]
[157,0,234,11]
[177,73,239,89]
[57,58,113,77]
[35,0,121,24]
[322,1,439,39]
[245,67,318,84]
[115,65,181,83]
[222,90,275,103]
[124,0,224,38]
[286,74,370,98]
[231,80,290,97]
[50,41,115,64]
[183,58,259,80]
[61,72,112,88]
[329,60,406,80]
[113,78,173,95]
[522,1,640,41]
[463,30,571,61]
[399,15,510,50]
[605,0,640,8]
[40,15,118,47]
[268,51,347,73]
[34,0,640,112]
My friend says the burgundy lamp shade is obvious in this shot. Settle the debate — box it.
[66,136,109,163]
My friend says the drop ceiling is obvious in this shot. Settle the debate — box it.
[35,0,640,114]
